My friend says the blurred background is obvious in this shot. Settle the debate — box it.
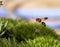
[0,0,60,32]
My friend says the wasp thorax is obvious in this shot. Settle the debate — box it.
[36,18,42,23]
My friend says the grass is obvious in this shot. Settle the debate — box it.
[0,18,60,47]
[0,37,60,47]
[20,36,60,47]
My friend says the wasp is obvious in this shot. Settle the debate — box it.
[36,17,48,26]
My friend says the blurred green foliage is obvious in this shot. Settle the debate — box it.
[0,18,60,47]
